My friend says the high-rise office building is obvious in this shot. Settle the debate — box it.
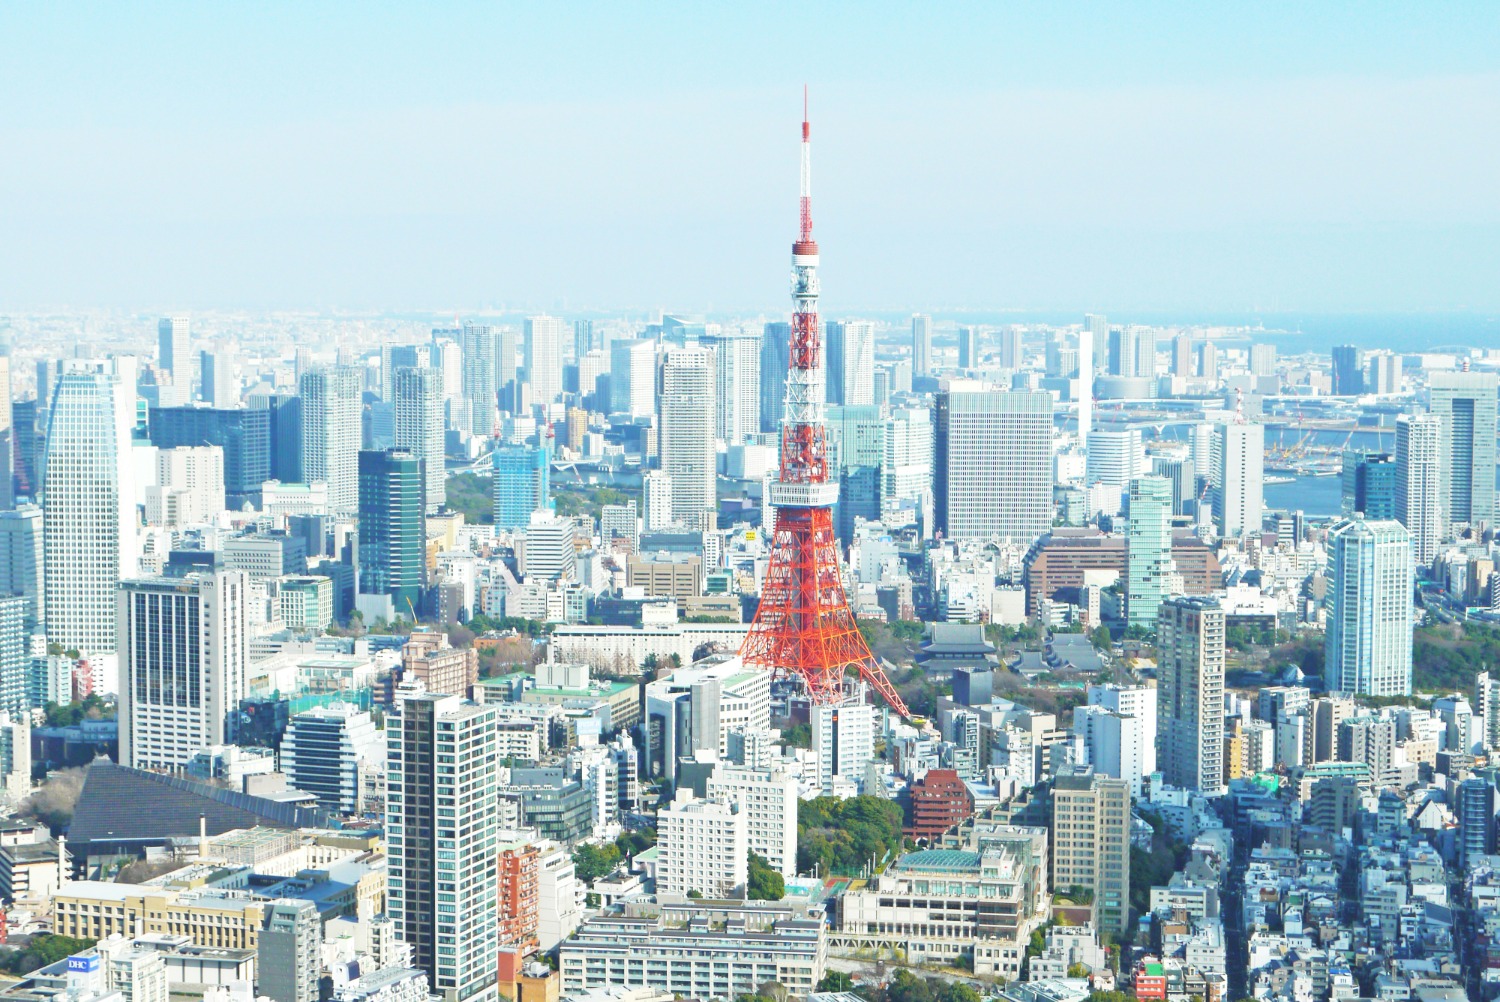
[1331,345,1364,396]
[935,389,1053,540]
[573,319,595,358]
[118,567,250,770]
[519,511,576,583]
[883,407,933,516]
[610,338,657,419]
[1325,516,1413,697]
[0,505,44,634]
[1429,369,1498,527]
[259,900,321,1002]
[657,347,716,532]
[1211,421,1264,538]
[1170,334,1194,378]
[1249,344,1277,377]
[300,366,362,516]
[911,314,932,377]
[1396,413,1443,565]
[956,325,980,370]
[1151,455,1196,517]
[43,358,140,654]
[998,327,1023,371]
[1086,429,1144,490]
[1157,596,1226,795]
[1457,777,1497,870]
[1084,314,1108,371]
[157,316,191,390]
[1366,352,1402,395]
[701,329,761,444]
[1108,325,1156,379]
[149,406,270,509]
[1126,476,1174,630]
[281,701,382,814]
[392,366,445,513]
[460,324,498,435]
[759,322,791,434]
[658,790,748,898]
[825,320,875,407]
[0,597,27,718]
[199,350,236,407]
[1050,765,1131,936]
[1085,683,1158,794]
[387,691,500,1002]
[1340,451,1397,519]
[577,348,609,409]
[642,470,673,531]
[524,315,568,406]
[357,449,426,618]
[496,325,518,414]
[493,442,551,530]
[811,701,877,794]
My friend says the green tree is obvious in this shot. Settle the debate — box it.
[571,843,622,884]
[796,795,905,877]
[0,935,97,975]
[782,722,812,749]
[883,970,933,1002]
[1089,625,1113,651]
[816,972,855,994]
[747,852,785,901]
[934,982,979,1002]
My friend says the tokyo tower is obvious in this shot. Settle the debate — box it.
[739,96,910,717]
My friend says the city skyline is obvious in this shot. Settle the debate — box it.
[2,6,1498,313]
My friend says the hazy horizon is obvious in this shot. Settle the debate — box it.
[4,4,1498,313]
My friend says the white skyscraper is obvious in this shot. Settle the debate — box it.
[118,567,250,770]
[826,320,876,407]
[157,316,191,390]
[610,339,657,418]
[701,329,761,444]
[42,357,140,654]
[300,365,362,516]
[148,445,226,527]
[1086,429,1145,489]
[387,690,499,1002]
[524,315,568,406]
[1396,413,1443,565]
[883,406,934,515]
[1325,516,1413,697]
[658,789,748,898]
[1084,682,1158,795]
[657,346,716,532]
[460,324,498,434]
[706,763,798,879]
[642,470,674,531]
[811,700,877,794]
[935,389,1054,541]
[1211,421,1264,538]
[1077,328,1093,450]
[393,366,445,513]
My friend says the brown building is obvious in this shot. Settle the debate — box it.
[905,768,974,840]
[1022,528,1221,616]
[627,555,702,601]
[498,834,540,950]
[400,631,478,698]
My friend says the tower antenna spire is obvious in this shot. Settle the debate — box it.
[739,96,909,718]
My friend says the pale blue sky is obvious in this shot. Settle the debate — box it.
[2,3,1498,313]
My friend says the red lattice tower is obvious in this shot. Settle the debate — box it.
[739,94,909,717]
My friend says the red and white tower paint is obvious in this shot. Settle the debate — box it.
[739,96,909,716]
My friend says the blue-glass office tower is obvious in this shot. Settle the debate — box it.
[1340,451,1396,519]
[147,406,270,508]
[493,443,551,530]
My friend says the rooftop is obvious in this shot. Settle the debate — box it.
[891,849,982,874]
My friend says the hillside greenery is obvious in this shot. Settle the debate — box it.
[797,795,906,877]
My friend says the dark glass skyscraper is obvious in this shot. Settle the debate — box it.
[1331,344,1365,396]
[358,449,426,618]
[148,406,270,508]
[1340,450,1396,519]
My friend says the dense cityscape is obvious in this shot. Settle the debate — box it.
[1,10,1497,1002]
